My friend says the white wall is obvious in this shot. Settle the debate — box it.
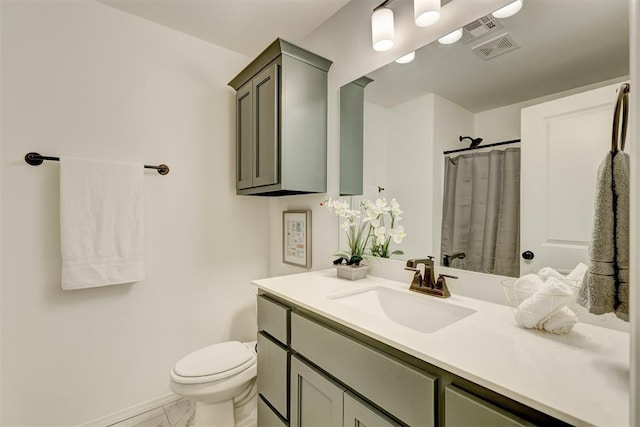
[0,1,269,425]
[386,94,436,259]
[363,102,389,201]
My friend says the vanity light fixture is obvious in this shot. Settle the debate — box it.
[414,0,441,27]
[372,6,395,51]
[438,28,463,44]
[491,0,523,19]
[395,51,416,64]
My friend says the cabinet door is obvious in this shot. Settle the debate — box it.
[344,392,401,427]
[252,63,279,187]
[445,386,534,427]
[236,81,254,190]
[290,355,344,427]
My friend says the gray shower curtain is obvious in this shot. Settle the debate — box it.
[440,147,520,277]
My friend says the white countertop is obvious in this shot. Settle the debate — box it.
[253,270,630,427]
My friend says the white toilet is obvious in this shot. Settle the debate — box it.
[170,341,258,427]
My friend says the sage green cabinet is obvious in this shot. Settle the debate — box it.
[291,355,345,427]
[229,39,332,196]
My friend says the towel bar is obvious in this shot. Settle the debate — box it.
[24,152,170,175]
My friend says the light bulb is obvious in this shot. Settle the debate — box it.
[414,0,441,27]
[395,51,416,64]
[438,28,463,45]
[491,0,523,19]
[371,7,395,52]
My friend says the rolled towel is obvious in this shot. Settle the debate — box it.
[514,277,575,328]
[537,267,565,281]
[566,262,588,282]
[541,306,577,334]
[513,274,545,303]
[538,265,585,289]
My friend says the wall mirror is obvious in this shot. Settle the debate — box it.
[341,0,629,277]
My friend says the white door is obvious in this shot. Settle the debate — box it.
[520,82,624,274]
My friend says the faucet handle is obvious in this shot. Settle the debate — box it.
[434,274,456,298]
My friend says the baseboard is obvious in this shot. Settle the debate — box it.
[78,392,182,427]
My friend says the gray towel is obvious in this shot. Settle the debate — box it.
[577,151,629,321]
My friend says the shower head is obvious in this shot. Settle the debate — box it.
[459,135,483,148]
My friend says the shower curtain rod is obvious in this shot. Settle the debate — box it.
[443,139,521,155]
[24,152,170,175]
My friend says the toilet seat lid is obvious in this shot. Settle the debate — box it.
[174,341,254,378]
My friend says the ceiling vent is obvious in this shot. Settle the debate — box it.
[471,33,519,60]
[461,15,503,44]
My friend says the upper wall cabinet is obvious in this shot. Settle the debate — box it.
[229,39,332,196]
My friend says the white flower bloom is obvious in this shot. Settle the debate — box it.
[340,221,351,231]
[374,226,386,244]
[390,198,403,216]
[369,218,380,228]
[390,226,406,243]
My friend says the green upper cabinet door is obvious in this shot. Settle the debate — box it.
[252,63,279,188]
[236,82,253,190]
[229,39,332,196]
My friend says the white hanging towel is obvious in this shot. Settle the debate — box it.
[60,157,145,289]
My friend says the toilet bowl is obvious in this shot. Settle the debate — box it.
[170,341,258,427]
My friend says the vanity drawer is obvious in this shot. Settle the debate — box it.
[291,312,437,427]
[258,395,288,427]
[445,386,535,427]
[257,294,290,345]
[257,332,289,420]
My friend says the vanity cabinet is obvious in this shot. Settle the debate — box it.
[228,39,332,196]
[256,291,567,427]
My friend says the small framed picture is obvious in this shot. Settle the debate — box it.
[283,210,312,268]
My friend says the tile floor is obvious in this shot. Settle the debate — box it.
[108,398,195,427]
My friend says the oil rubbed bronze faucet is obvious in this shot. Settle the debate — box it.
[405,257,457,298]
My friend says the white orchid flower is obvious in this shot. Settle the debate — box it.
[390,226,406,243]
[390,198,403,216]
[374,226,386,244]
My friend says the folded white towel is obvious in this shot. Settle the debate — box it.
[514,277,574,328]
[541,306,577,334]
[60,157,145,289]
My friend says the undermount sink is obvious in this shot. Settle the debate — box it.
[328,286,476,333]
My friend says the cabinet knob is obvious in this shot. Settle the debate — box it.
[521,250,535,260]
